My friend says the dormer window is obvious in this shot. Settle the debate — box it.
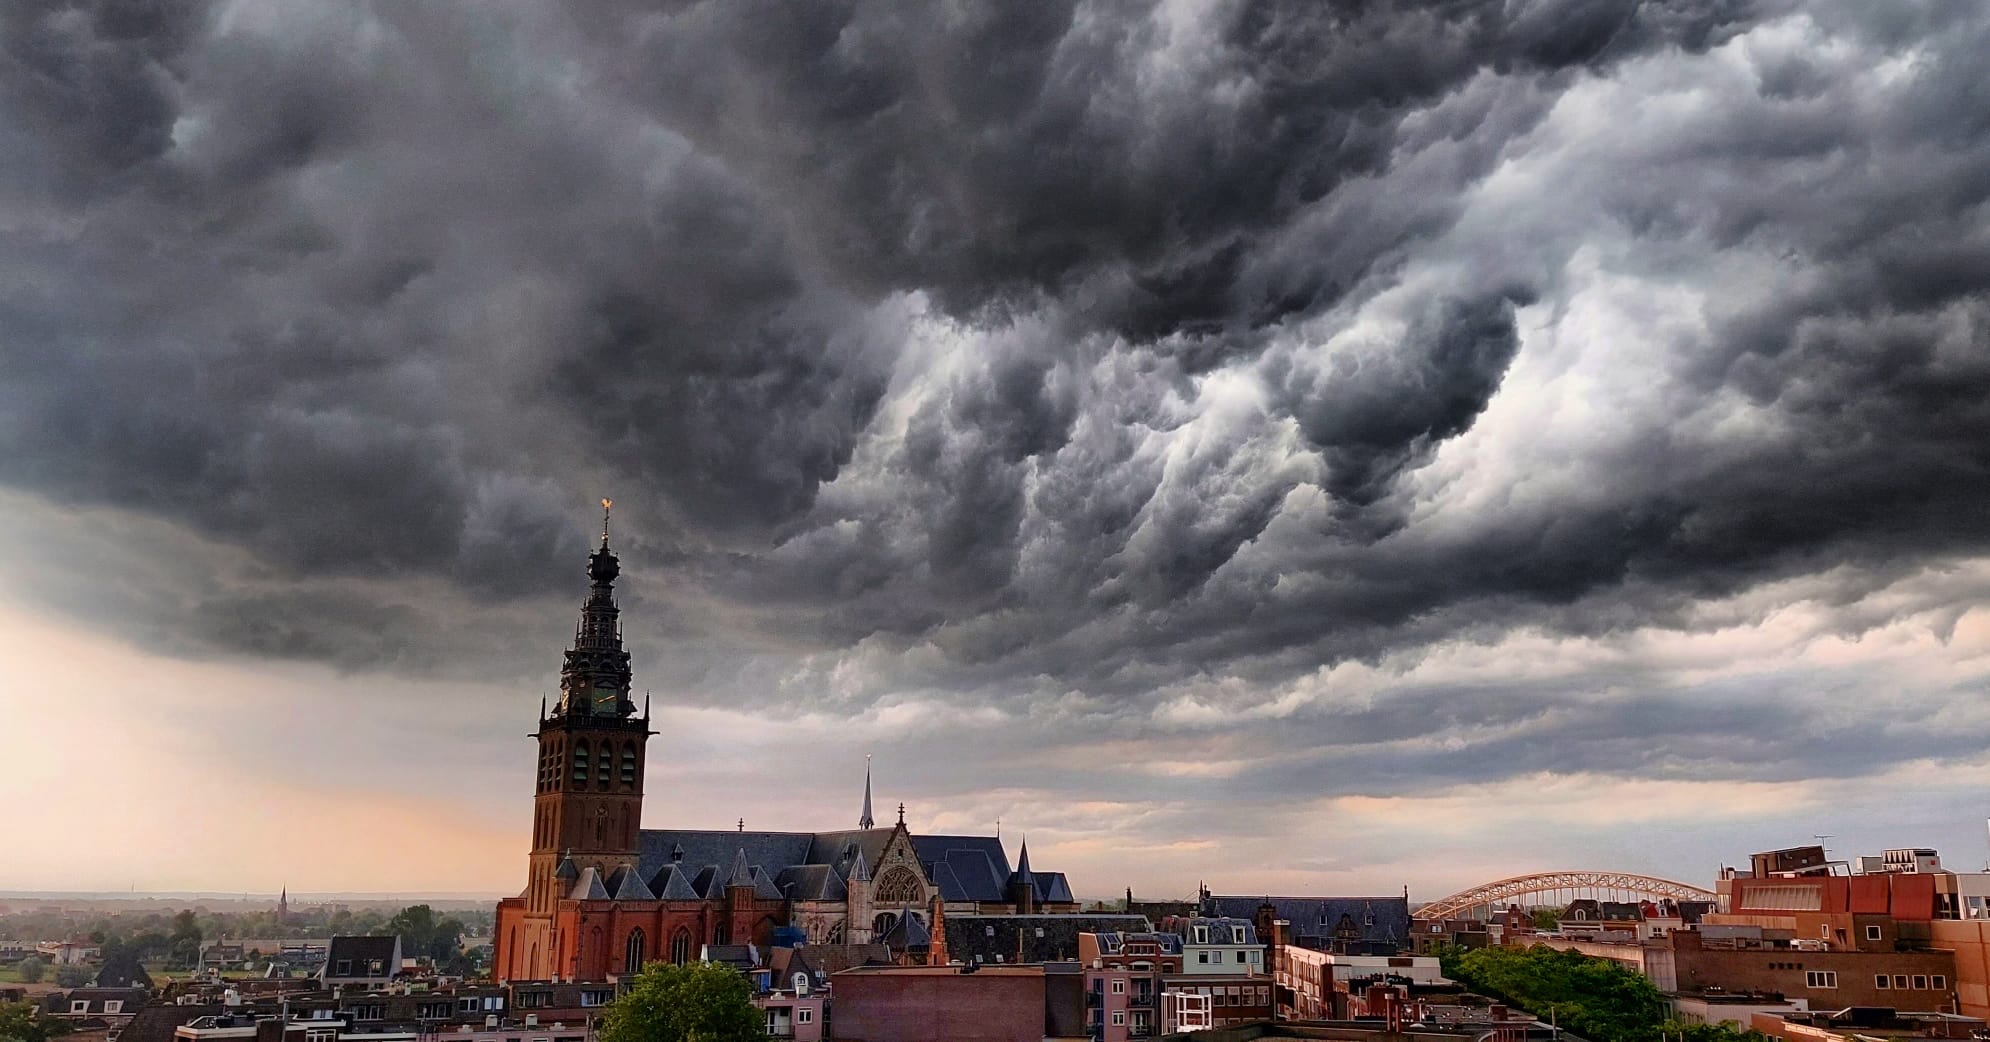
[1194,926,1209,944]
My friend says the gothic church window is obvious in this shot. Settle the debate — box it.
[624,929,644,973]
[573,740,590,783]
[875,866,923,904]
[669,929,691,965]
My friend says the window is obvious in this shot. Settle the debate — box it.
[625,929,645,974]
[1112,979,1126,994]
[795,1009,813,1025]
[1913,975,1929,990]
[104,1002,123,1015]
[670,929,691,965]
[71,1002,88,1014]
[1866,926,1883,941]
[574,740,590,783]
[336,960,352,976]
[367,959,384,975]
[1935,975,1948,989]
[1894,975,1909,988]
[1194,927,1209,944]
[1112,1012,1126,1026]
[1234,927,1248,943]
[1805,971,1837,989]
[580,989,614,1007]
[1876,975,1891,989]
[1198,952,1209,964]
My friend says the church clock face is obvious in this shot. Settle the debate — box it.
[592,684,620,716]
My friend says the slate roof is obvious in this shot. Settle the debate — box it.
[915,835,1014,903]
[319,936,401,979]
[93,953,155,989]
[607,866,655,901]
[119,1005,218,1042]
[1204,896,1410,955]
[771,944,893,982]
[774,864,847,902]
[627,826,1071,906]
[701,944,759,972]
[41,988,149,1016]
[1028,871,1076,904]
[570,867,611,901]
[648,864,701,900]
[944,914,1152,965]
[879,911,931,951]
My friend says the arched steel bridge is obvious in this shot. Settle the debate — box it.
[1416,871,1718,920]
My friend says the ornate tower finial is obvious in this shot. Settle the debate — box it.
[897,802,905,826]
[859,753,875,830]
[600,497,613,546]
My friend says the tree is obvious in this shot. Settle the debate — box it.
[13,958,44,984]
[1444,945,1768,1042]
[600,962,767,1042]
[51,966,89,989]
[0,1000,72,1042]
[1533,906,1562,931]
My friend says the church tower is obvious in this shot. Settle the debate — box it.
[523,503,652,921]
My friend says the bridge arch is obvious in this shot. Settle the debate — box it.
[1417,871,1717,920]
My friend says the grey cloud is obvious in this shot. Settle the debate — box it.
[5,0,1990,834]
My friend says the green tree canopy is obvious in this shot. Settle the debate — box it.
[13,958,44,984]
[0,1000,72,1042]
[600,962,766,1042]
[1442,944,1770,1042]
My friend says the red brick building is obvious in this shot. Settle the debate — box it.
[493,525,1078,982]
[828,965,1047,1042]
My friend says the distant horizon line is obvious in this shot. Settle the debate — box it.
[0,891,513,901]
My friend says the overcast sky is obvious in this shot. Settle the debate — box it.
[4,0,1990,901]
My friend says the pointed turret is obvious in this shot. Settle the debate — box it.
[859,754,875,830]
[1009,835,1037,914]
[558,498,633,719]
[729,848,754,890]
[849,848,871,884]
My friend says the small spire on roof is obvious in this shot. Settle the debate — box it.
[738,817,745,832]
[859,753,875,830]
[600,497,613,546]
[897,802,905,826]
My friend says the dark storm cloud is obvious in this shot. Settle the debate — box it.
[6,0,1990,815]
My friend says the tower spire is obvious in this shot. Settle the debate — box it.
[558,500,631,719]
[859,754,875,830]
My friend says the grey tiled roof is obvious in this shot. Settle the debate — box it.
[879,911,931,950]
[608,866,655,901]
[1205,895,1410,955]
[944,914,1151,965]
[649,864,701,900]
[774,864,847,901]
[625,826,1068,907]
[570,867,611,900]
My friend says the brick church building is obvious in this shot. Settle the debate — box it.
[493,517,1078,983]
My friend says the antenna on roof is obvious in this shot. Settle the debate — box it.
[600,497,613,546]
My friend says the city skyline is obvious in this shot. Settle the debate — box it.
[6,2,1990,902]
